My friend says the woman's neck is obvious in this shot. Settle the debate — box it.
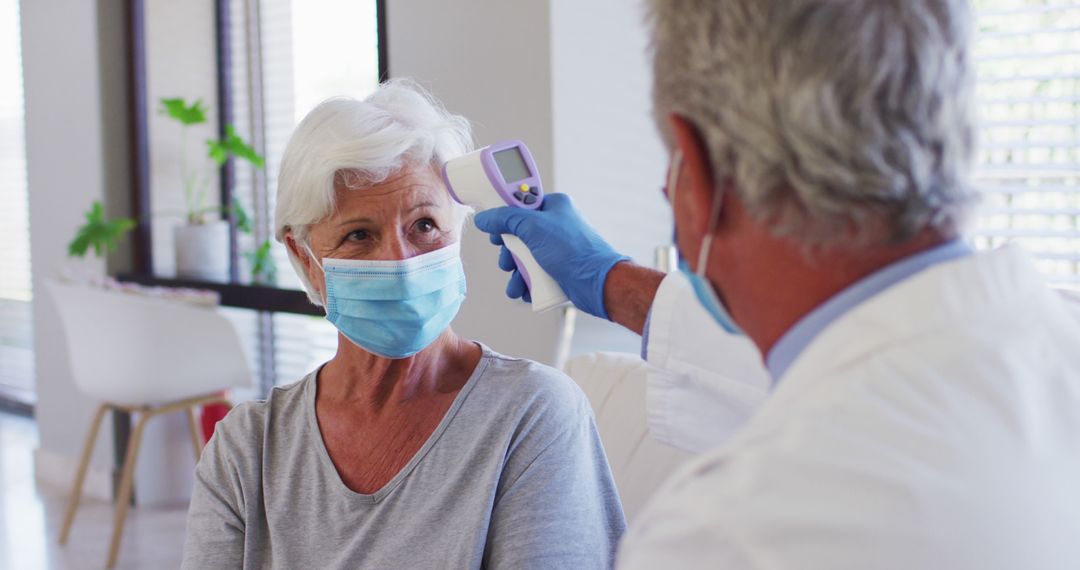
[318,330,480,407]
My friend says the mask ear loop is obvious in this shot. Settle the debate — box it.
[696,169,725,278]
[667,149,684,257]
[302,240,329,306]
[303,240,324,272]
[670,147,725,277]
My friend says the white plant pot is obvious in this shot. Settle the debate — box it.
[174,220,231,282]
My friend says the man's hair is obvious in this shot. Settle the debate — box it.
[649,0,979,247]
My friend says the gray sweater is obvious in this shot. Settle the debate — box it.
[181,346,626,569]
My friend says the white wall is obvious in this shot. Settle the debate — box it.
[550,0,671,357]
[22,0,114,486]
[388,0,567,365]
[550,0,670,266]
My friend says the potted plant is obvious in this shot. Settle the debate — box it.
[160,97,264,282]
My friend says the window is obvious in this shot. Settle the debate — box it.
[227,0,381,389]
[0,0,33,404]
[972,2,1080,287]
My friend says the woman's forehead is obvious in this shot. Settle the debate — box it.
[331,167,451,217]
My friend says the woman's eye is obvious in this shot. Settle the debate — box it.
[414,218,436,233]
[346,229,370,241]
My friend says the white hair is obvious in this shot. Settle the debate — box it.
[648,0,979,248]
[275,79,474,305]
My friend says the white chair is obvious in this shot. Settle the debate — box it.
[47,281,253,569]
[563,352,692,522]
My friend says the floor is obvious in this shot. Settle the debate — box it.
[0,298,35,406]
[0,412,187,570]
[0,297,35,401]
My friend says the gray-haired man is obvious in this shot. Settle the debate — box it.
[475,0,1080,567]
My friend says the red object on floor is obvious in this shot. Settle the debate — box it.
[200,401,232,444]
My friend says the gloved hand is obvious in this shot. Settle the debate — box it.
[473,193,630,320]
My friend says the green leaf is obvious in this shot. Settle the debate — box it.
[225,125,265,168]
[245,239,278,285]
[68,232,91,257]
[207,138,228,166]
[86,201,104,224]
[67,201,137,259]
[105,218,136,252]
[232,198,253,234]
[159,97,208,126]
[208,125,265,168]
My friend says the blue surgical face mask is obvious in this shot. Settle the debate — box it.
[667,150,744,336]
[306,241,467,359]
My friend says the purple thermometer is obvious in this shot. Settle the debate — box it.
[442,141,569,312]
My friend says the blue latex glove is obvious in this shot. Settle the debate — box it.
[473,193,630,320]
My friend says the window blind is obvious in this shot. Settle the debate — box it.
[972,1,1080,286]
[0,0,34,403]
[227,0,380,390]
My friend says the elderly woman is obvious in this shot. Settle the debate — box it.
[181,80,625,569]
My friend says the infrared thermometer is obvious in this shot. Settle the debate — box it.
[442,140,569,312]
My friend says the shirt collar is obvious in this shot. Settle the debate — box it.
[765,239,973,383]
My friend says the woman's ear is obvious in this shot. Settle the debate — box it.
[286,230,326,301]
[284,231,313,273]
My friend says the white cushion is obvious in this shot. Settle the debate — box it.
[564,352,691,523]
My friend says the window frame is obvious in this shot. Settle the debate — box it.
[121,0,388,303]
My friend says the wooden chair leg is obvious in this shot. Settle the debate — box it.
[102,394,233,567]
[185,406,204,459]
[105,409,153,569]
[58,403,110,545]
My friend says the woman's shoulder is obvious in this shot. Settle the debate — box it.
[474,346,592,422]
[212,373,314,450]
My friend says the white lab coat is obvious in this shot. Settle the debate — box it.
[622,246,1080,569]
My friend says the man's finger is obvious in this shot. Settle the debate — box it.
[498,246,516,272]
[506,270,528,299]
[539,192,572,211]
[474,206,531,237]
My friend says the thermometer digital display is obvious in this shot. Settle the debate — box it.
[492,148,532,185]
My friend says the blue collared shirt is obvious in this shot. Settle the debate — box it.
[765,239,973,381]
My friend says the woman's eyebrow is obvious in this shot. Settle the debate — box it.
[407,201,438,213]
[333,202,439,228]
[335,216,376,228]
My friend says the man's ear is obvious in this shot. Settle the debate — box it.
[667,114,718,239]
